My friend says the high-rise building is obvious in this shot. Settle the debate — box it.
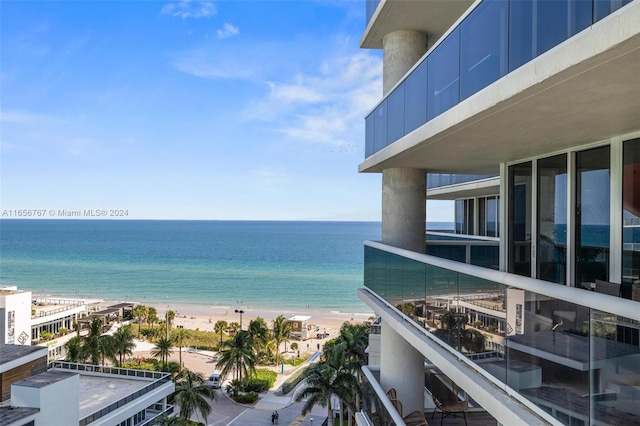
[357,0,640,424]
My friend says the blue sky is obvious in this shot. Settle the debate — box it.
[1,0,453,221]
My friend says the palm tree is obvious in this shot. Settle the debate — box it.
[295,357,357,422]
[147,307,159,327]
[228,321,240,335]
[151,337,174,370]
[64,336,85,362]
[271,315,291,365]
[150,413,186,425]
[214,320,228,350]
[247,317,270,369]
[216,331,255,396]
[335,323,368,417]
[171,369,216,423]
[336,322,368,373]
[132,304,148,336]
[82,317,115,366]
[167,310,176,327]
[112,326,136,366]
[171,328,191,367]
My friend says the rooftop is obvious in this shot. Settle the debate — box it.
[0,345,47,367]
[0,406,39,425]
[14,371,76,388]
[77,374,151,418]
[289,315,311,321]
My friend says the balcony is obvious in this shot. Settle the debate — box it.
[426,232,499,269]
[359,365,497,426]
[363,241,640,425]
[361,0,639,173]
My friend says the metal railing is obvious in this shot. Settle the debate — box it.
[32,302,85,319]
[49,361,170,380]
[138,405,175,426]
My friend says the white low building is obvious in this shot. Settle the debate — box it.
[0,358,175,426]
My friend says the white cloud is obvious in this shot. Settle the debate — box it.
[170,34,382,148]
[249,51,382,148]
[217,23,239,39]
[171,53,255,80]
[161,1,216,19]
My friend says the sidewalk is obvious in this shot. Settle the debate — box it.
[243,351,322,411]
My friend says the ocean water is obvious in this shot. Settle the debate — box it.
[0,220,381,313]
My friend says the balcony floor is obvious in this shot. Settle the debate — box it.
[427,410,497,426]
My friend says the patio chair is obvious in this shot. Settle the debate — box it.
[428,372,468,426]
[386,388,397,400]
[389,398,403,417]
[403,410,430,426]
[389,398,429,426]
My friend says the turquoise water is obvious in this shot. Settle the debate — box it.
[0,220,381,312]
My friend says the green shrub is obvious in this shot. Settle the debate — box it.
[254,368,277,388]
[40,331,53,341]
[233,392,259,404]
[284,354,309,366]
[242,379,270,393]
[121,360,157,371]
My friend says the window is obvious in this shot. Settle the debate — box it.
[537,154,567,284]
[576,146,610,287]
[509,162,532,277]
[622,138,640,299]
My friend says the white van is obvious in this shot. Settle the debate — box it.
[208,371,222,389]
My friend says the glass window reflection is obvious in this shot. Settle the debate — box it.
[590,309,640,423]
[506,292,590,424]
[404,60,428,134]
[622,138,640,300]
[428,29,460,120]
[387,85,405,143]
[509,162,532,277]
[576,146,610,288]
[509,0,591,72]
[537,154,567,284]
[460,0,508,100]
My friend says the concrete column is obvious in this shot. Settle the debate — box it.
[383,30,428,96]
[382,168,426,253]
[380,322,424,415]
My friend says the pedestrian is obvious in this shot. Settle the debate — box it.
[271,412,275,424]
[317,343,320,351]
[275,411,279,424]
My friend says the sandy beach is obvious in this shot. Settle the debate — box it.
[142,301,374,338]
[127,302,375,384]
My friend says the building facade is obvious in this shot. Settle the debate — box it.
[358,0,640,425]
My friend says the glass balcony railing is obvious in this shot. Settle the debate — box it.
[426,232,499,269]
[364,242,640,425]
[427,173,496,189]
[365,0,381,27]
[364,0,633,158]
[361,366,407,426]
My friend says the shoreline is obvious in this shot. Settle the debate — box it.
[32,291,375,336]
[144,300,374,335]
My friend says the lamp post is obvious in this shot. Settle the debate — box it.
[235,309,244,330]
[234,308,245,387]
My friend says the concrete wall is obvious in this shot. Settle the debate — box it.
[0,291,32,345]
[382,168,427,253]
[11,373,79,426]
